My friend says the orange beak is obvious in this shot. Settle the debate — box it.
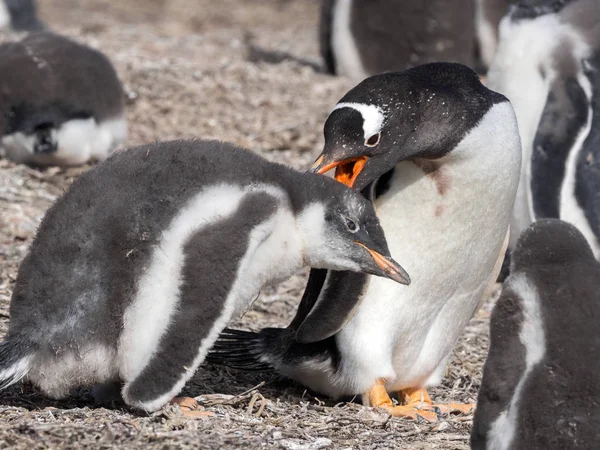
[355,242,410,285]
[310,155,369,188]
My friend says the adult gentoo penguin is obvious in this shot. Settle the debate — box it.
[208,63,522,421]
[0,32,126,167]
[471,219,600,450]
[0,140,409,414]
[320,0,477,80]
[486,0,600,257]
[0,0,44,31]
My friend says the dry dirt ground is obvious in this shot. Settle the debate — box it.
[0,1,498,448]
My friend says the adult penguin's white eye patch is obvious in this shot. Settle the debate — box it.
[332,102,385,140]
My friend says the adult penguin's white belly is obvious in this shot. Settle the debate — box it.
[335,102,521,394]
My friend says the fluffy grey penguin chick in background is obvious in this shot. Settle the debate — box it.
[472,219,600,450]
[0,0,44,31]
[0,140,409,414]
[0,32,127,167]
[487,0,600,258]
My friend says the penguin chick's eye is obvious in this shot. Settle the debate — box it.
[365,132,380,147]
[345,217,359,233]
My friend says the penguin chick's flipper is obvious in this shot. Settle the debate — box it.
[121,192,279,412]
[364,381,474,423]
[0,336,36,390]
[33,124,58,154]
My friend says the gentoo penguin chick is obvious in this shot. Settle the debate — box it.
[486,0,600,259]
[0,140,409,414]
[320,0,477,81]
[208,63,522,421]
[0,0,44,31]
[0,32,126,167]
[471,219,600,450]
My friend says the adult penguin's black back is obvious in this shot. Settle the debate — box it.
[472,219,600,450]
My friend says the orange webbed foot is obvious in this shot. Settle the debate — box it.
[398,387,475,417]
[365,380,439,423]
[170,397,214,419]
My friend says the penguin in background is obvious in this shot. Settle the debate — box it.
[209,63,522,421]
[474,0,511,69]
[319,0,511,81]
[0,0,44,31]
[0,32,127,167]
[320,0,477,81]
[486,0,600,259]
[0,140,409,415]
[471,219,600,450]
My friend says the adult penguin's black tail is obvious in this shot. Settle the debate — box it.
[206,328,275,371]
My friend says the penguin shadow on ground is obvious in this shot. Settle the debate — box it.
[0,364,333,416]
[185,364,347,409]
[0,382,116,414]
[192,363,479,413]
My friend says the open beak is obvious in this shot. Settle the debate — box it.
[310,155,369,188]
[355,242,411,285]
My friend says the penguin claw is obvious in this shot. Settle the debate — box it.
[431,402,475,416]
[170,397,214,419]
[396,387,475,419]
[383,405,439,423]
[180,409,215,419]
[171,396,198,409]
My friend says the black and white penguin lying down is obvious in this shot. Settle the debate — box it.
[0,140,409,415]
[0,32,126,166]
[472,219,600,450]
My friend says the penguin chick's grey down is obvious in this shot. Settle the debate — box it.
[471,219,600,450]
[0,31,126,167]
[0,139,409,413]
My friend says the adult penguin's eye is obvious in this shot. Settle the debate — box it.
[345,217,359,233]
[365,132,380,147]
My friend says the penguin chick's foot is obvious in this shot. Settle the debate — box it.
[170,397,214,419]
[364,380,474,422]
[397,387,475,417]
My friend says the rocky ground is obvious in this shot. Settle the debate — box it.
[0,1,498,448]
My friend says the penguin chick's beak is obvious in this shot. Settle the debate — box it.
[310,155,368,188]
[355,242,411,285]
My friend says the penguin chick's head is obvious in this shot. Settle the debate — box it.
[297,175,410,285]
[311,62,507,190]
[511,219,596,273]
